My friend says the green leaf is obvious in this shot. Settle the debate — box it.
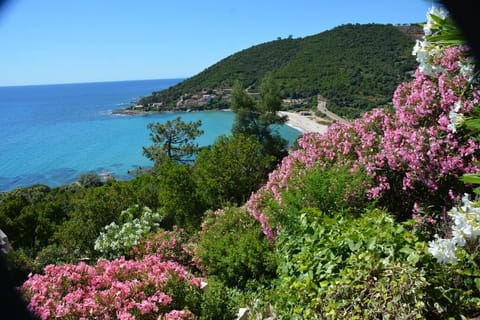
[347,238,361,252]
[475,278,480,291]
[465,118,480,129]
[407,252,420,264]
[429,13,445,25]
[460,174,480,185]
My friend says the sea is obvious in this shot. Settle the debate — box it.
[0,79,301,192]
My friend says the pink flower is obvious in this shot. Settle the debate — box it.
[22,254,200,319]
[247,42,480,239]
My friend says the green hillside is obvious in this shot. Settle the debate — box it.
[140,23,421,118]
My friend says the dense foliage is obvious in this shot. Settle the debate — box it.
[196,207,277,289]
[140,24,419,118]
[143,117,204,164]
[230,76,288,160]
[274,208,428,319]
[193,134,275,208]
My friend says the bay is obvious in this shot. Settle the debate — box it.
[0,79,300,192]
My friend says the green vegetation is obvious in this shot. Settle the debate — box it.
[193,134,275,209]
[274,208,428,319]
[196,207,277,289]
[140,23,420,118]
[231,76,288,160]
[143,116,204,164]
[5,9,480,319]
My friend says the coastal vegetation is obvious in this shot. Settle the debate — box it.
[230,76,288,161]
[137,23,421,118]
[2,7,480,319]
[143,117,204,164]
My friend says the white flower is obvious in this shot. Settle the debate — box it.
[454,100,462,113]
[429,6,448,19]
[448,110,465,133]
[424,6,449,36]
[93,206,163,257]
[459,62,475,81]
[413,39,438,77]
[451,228,466,246]
[428,235,458,264]
[429,194,480,264]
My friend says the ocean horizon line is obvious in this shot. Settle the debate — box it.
[0,77,187,89]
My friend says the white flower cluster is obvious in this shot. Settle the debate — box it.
[422,7,448,36]
[459,60,475,82]
[412,6,449,77]
[447,101,466,133]
[428,194,480,264]
[94,205,162,258]
[414,7,474,134]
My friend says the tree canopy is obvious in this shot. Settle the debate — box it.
[193,133,276,208]
[143,117,204,164]
[231,77,288,160]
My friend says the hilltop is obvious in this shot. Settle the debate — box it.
[137,23,421,118]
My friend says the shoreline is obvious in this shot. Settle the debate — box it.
[278,111,329,134]
[110,107,231,116]
[111,108,329,134]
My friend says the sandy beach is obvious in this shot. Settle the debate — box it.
[279,111,329,134]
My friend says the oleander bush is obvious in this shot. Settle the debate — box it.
[130,226,195,268]
[424,194,480,317]
[245,7,480,319]
[21,254,203,319]
[248,6,480,240]
[22,234,240,319]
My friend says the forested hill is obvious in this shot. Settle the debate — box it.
[140,23,422,118]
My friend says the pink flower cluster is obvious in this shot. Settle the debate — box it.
[130,226,195,268]
[22,254,202,319]
[249,45,480,240]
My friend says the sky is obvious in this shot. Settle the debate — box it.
[0,0,434,87]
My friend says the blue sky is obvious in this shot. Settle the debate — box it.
[0,0,433,86]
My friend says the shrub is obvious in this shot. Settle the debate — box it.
[130,226,195,268]
[33,244,76,273]
[247,7,480,237]
[94,205,162,259]
[273,208,429,319]
[425,193,480,317]
[21,254,203,319]
[249,163,373,241]
[77,173,103,188]
[279,164,372,227]
[3,249,35,285]
[155,159,206,232]
[199,277,238,320]
[53,181,138,257]
[195,207,276,289]
[193,133,275,209]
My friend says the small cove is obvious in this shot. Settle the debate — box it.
[0,79,300,191]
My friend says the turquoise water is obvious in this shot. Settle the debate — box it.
[0,79,300,191]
